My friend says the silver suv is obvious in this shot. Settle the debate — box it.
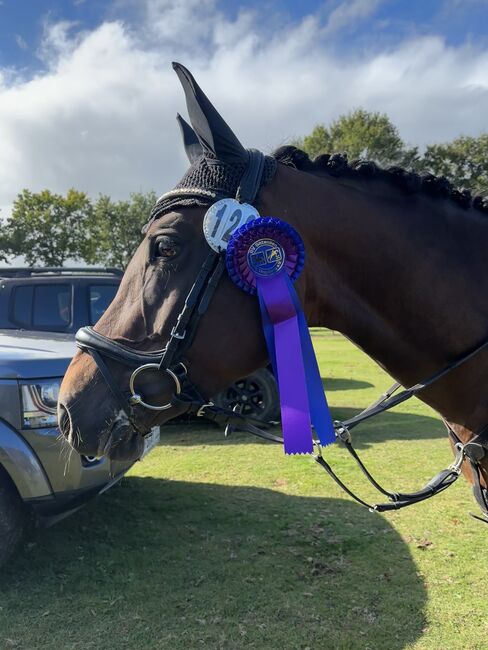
[0,329,137,566]
[0,266,278,565]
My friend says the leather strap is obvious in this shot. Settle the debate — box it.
[342,335,488,432]
[236,149,266,204]
[158,250,221,370]
[76,327,165,365]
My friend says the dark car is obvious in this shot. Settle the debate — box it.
[0,266,123,333]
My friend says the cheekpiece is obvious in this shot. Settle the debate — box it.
[226,218,305,295]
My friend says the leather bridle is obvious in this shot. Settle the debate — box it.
[76,247,225,427]
[75,149,488,524]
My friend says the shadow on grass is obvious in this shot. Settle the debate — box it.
[0,479,426,650]
[164,407,447,449]
[322,377,374,391]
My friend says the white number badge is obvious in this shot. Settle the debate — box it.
[203,199,259,251]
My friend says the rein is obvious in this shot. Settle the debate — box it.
[170,351,488,521]
[75,148,488,524]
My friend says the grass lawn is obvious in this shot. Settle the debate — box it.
[1,331,488,649]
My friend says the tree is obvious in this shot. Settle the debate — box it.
[0,211,8,262]
[84,191,157,269]
[3,189,93,266]
[420,134,488,196]
[0,239,8,263]
[295,108,419,168]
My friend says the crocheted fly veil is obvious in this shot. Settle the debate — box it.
[144,63,277,230]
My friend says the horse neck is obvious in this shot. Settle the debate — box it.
[260,165,488,426]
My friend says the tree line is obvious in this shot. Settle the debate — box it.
[294,109,487,196]
[0,190,157,268]
[1,109,487,268]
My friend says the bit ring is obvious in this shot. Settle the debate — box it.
[129,364,181,411]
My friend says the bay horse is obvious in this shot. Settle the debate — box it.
[58,63,488,521]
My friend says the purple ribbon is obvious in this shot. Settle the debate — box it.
[257,273,313,454]
[259,276,336,449]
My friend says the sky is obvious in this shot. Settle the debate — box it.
[0,0,487,222]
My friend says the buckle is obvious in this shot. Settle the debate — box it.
[171,326,186,340]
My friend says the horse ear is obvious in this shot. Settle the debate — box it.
[172,62,247,164]
[176,113,203,163]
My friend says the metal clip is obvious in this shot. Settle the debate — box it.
[334,420,352,444]
[448,442,465,474]
[313,441,323,460]
[196,402,214,417]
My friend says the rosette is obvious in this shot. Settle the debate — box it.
[226,217,304,294]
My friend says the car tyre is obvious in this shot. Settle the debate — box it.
[213,368,280,423]
[0,471,26,567]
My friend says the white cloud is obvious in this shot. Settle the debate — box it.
[321,0,384,35]
[36,20,82,66]
[0,1,487,224]
[144,0,219,44]
[15,34,28,51]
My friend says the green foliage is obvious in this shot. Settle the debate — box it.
[84,191,157,269]
[3,189,92,266]
[296,108,419,167]
[420,134,488,195]
[0,217,9,262]
[0,189,157,269]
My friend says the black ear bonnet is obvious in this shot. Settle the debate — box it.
[144,63,276,231]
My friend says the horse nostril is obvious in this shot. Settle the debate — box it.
[57,402,71,439]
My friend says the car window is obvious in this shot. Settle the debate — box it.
[89,284,118,325]
[11,285,34,327]
[33,285,72,328]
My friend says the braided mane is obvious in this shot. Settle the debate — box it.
[273,146,488,214]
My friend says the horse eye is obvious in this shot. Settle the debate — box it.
[155,238,179,259]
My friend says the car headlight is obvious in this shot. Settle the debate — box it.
[20,378,62,429]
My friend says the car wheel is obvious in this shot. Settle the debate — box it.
[0,471,26,567]
[213,368,279,423]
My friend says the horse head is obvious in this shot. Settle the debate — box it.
[58,63,289,460]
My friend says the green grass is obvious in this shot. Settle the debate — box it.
[1,331,488,649]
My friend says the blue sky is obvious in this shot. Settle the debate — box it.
[0,0,487,221]
[2,1,488,74]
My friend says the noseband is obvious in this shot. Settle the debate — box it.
[76,149,488,524]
